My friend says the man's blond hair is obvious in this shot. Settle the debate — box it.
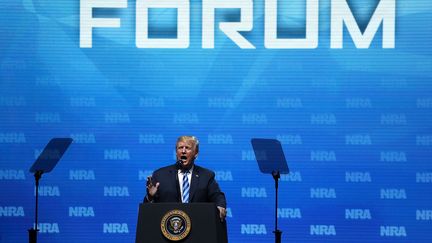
[176,135,199,152]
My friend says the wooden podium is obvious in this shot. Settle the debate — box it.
[135,203,228,243]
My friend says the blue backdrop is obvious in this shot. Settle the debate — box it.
[1,0,431,242]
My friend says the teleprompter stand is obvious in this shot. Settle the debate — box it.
[251,138,289,243]
[28,138,73,243]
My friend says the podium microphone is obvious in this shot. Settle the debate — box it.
[176,159,183,169]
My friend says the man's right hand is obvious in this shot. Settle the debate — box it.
[146,176,160,200]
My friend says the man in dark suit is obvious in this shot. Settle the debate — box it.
[144,135,227,221]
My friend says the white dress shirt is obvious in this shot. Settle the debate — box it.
[178,166,193,200]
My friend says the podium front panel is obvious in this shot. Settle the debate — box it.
[136,203,227,243]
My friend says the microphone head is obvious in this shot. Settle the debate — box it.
[176,159,183,169]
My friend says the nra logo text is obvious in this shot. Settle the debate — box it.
[35,186,60,197]
[35,75,59,86]
[311,151,336,161]
[276,98,303,108]
[345,209,371,220]
[70,97,96,107]
[311,113,336,125]
[380,189,406,199]
[69,170,95,180]
[35,223,60,234]
[380,226,406,237]
[381,114,407,125]
[277,134,302,145]
[310,225,336,236]
[380,152,406,162]
[0,206,25,217]
[215,170,233,181]
[104,112,130,123]
[241,187,267,198]
[242,113,268,124]
[416,135,432,146]
[139,134,165,144]
[0,133,26,143]
[139,97,165,107]
[278,208,301,219]
[241,150,255,161]
[104,186,130,197]
[1,58,26,70]
[281,171,302,182]
[70,133,96,143]
[310,188,336,198]
[0,170,25,180]
[345,171,371,182]
[208,97,235,108]
[104,149,130,160]
[103,223,129,233]
[173,113,199,124]
[416,172,432,183]
[345,98,372,108]
[208,134,233,144]
[417,98,432,108]
[241,224,267,235]
[207,133,234,144]
[345,134,372,145]
[0,96,26,106]
[416,210,432,220]
[69,207,95,217]
[35,112,61,123]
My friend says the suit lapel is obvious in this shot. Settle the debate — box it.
[169,165,181,203]
[189,166,199,202]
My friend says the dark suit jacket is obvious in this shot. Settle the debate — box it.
[144,164,226,208]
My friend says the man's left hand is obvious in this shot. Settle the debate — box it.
[217,206,226,222]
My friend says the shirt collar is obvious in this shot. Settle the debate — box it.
[178,165,194,174]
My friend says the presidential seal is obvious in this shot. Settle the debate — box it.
[160,209,191,241]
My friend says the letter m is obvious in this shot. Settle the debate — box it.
[331,0,395,48]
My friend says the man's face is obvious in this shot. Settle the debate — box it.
[176,139,198,169]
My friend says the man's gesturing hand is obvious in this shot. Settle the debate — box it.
[146,176,160,200]
[217,206,227,222]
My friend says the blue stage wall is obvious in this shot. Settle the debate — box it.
[0,0,431,242]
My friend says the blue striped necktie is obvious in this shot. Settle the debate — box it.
[182,170,190,203]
